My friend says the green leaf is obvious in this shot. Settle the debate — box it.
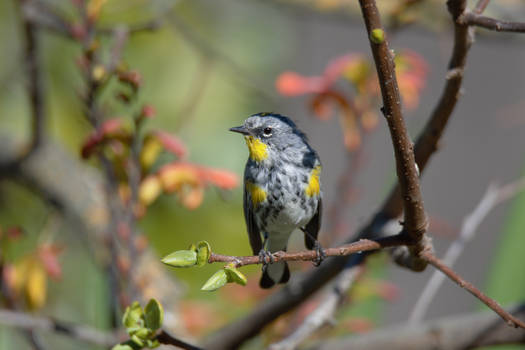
[131,334,144,347]
[188,243,197,252]
[111,344,134,350]
[370,28,385,44]
[146,339,160,348]
[196,241,212,267]
[144,298,164,331]
[224,266,247,286]
[201,269,228,291]
[123,301,143,329]
[161,250,197,267]
[132,327,151,339]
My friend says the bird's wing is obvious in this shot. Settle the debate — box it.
[244,186,263,255]
[304,197,322,250]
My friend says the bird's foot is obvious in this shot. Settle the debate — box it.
[312,241,326,267]
[258,249,274,271]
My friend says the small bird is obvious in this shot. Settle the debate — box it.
[229,112,323,288]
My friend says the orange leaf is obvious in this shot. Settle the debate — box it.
[360,110,379,132]
[200,168,239,189]
[180,186,204,210]
[158,163,202,193]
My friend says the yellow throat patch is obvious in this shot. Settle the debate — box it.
[305,165,321,197]
[244,136,268,162]
[246,181,266,206]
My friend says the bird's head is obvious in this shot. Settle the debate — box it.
[229,113,308,163]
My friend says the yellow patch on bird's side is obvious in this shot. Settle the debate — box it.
[246,182,267,206]
[305,165,321,197]
[244,136,268,162]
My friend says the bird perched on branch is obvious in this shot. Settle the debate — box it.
[229,112,323,288]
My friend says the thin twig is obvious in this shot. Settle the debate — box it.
[155,330,204,350]
[23,330,46,350]
[208,235,411,267]
[314,304,525,350]
[0,309,119,347]
[359,0,429,268]
[410,178,525,323]
[474,0,491,14]
[19,0,73,39]
[268,266,364,350]
[458,12,525,33]
[420,251,525,329]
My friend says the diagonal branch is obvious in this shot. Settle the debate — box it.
[420,251,525,329]
[458,12,525,33]
[155,330,204,350]
[410,178,525,323]
[268,266,364,350]
[381,5,473,220]
[358,0,429,268]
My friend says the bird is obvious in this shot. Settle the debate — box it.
[229,112,323,288]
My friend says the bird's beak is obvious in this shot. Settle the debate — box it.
[229,125,250,136]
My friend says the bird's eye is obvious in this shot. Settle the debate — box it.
[263,127,272,136]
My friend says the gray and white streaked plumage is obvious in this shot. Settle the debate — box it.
[229,113,323,288]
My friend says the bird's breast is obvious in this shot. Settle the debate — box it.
[250,164,319,234]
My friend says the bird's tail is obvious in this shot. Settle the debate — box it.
[260,260,290,289]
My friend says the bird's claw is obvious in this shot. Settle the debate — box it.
[258,249,274,271]
[313,241,326,267]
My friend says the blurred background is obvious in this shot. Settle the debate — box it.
[1,0,525,349]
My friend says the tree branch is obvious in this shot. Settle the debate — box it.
[0,309,119,347]
[155,330,204,350]
[312,304,525,350]
[420,251,525,329]
[0,0,46,172]
[268,266,364,350]
[410,178,525,323]
[209,235,410,267]
[381,0,473,221]
[458,12,525,33]
[358,0,429,270]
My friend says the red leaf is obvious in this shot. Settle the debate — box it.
[118,70,142,88]
[38,245,63,281]
[323,54,360,85]
[5,226,24,240]
[81,118,127,159]
[141,104,156,119]
[275,72,325,96]
[154,131,187,159]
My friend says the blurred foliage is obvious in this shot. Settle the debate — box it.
[1,0,525,349]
